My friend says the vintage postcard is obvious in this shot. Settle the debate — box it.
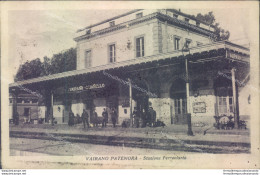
[1,1,259,169]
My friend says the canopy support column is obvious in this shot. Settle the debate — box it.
[128,78,133,127]
[231,68,239,129]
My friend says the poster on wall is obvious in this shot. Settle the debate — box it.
[193,102,206,113]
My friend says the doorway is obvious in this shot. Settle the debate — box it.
[170,78,187,124]
[217,96,234,116]
[214,75,234,117]
[132,80,149,117]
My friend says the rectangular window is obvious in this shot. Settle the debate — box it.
[174,99,187,115]
[229,97,234,113]
[218,97,227,114]
[136,37,144,57]
[174,37,180,50]
[217,96,234,116]
[136,12,143,19]
[196,21,200,27]
[85,50,92,68]
[24,108,30,117]
[109,44,116,63]
[109,21,115,27]
[175,99,180,115]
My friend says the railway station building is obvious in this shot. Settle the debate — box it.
[9,9,250,128]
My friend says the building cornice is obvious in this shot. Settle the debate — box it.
[74,12,216,42]
[156,13,216,38]
[166,9,215,28]
[74,13,158,42]
[76,9,142,32]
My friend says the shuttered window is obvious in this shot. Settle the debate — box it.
[174,37,180,50]
[85,50,92,68]
[136,37,144,57]
[109,44,116,63]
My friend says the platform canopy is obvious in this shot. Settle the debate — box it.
[9,41,249,93]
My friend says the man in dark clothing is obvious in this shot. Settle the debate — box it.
[149,107,156,127]
[111,108,117,128]
[133,107,140,128]
[81,109,89,128]
[14,112,19,125]
[147,107,152,127]
[68,110,74,126]
[141,109,147,128]
[102,108,108,127]
[93,109,98,127]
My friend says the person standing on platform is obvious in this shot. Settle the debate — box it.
[147,107,152,127]
[150,107,156,127]
[111,108,117,128]
[14,111,19,125]
[93,109,98,127]
[81,109,89,129]
[102,108,108,127]
[141,108,147,128]
[133,107,140,128]
[68,109,75,126]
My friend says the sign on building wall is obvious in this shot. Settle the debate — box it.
[68,84,105,92]
[193,102,206,113]
[226,50,249,62]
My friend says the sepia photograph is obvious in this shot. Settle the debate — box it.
[1,1,259,170]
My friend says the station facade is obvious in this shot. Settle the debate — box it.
[9,9,250,127]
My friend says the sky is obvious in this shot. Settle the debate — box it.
[8,8,250,80]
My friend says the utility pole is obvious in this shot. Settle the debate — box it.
[128,78,133,127]
[231,68,239,129]
[51,90,54,126]
[12,88,19,125]
[182,43,193,136]
[185,58,190,114]
[185,57,193,136]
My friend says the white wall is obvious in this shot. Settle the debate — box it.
[189,95,216,126]
[149,95,216,127]
[71,103,84,117]
[118,98,136,124]
[77,21,156,70]
[38,106,46,119]
[53,105,64,124]
[149,98,173,126]
[162,23,212,53]
[93,98,106,117]
[238,80,251,118]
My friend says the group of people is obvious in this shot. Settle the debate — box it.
[76,108,118,128]
[68,106,156,128]
[133,106,156,128]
